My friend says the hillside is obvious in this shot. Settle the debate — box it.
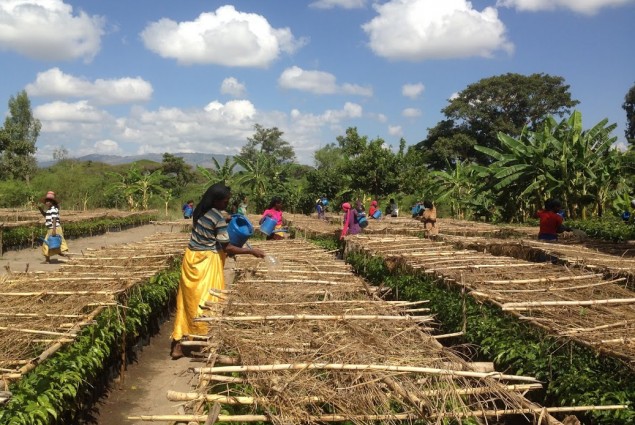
[38,152,231,168]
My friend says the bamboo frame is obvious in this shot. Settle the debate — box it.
[194,314,434,323]
[128,405,627,422]
[192,363,539,382]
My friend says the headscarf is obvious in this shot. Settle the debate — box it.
[371,200,377,206]
[341,203,352,239]
[192,183,231,225]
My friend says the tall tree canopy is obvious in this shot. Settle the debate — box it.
[623,81,635,144]
[418,73,579,168]
[0,90,41,182]
[238,124,295,164]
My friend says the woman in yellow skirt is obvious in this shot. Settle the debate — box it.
[38,191,69,263]
[171,183,265,359]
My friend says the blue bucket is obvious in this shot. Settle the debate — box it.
[227,215,253,247]
[372,210,382,219]
[321,198,329,206]
[411,204,422,215]
[46,234,62,249]
[357,215,369,228]
[260,216,278,236]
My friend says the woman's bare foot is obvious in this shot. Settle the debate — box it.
[170,340,184,360]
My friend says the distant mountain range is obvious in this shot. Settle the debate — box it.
[38,152,232,168]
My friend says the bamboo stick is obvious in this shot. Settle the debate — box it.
[492,278,624,294]
[166,391,322,404]
[0,312,84,319]
[0,326,77,337]
[502,297,635,310]
[199,374,245,383]
[127,406,627,422]
[484,274,604,285]
[433,332,464,339]
[596,337,635,344]
[239,279,356,286]
[192,363,538,382]
[194,314,434,323]
[223,300,429,307]
[0,290,119,296]
[559,320,631,335]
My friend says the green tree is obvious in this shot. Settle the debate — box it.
[161,153,194,196]
[475,111,623,220]
[419,73,579,167]
[623,82,635,144]
[0,90,41,182]
[238,124,295,164]
[428,160,478,219]
[234,153,273,211]
[336,127,367,157]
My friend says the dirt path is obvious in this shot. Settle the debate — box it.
[1,223,201,424]
[0,223,179,275]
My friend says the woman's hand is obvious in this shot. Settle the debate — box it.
[250,248,266,258]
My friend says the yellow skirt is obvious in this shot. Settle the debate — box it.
[42,227,69,257]
[171,248,226,341]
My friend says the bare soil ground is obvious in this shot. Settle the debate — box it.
[0,224,201,424]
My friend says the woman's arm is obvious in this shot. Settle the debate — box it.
[224,244,266,258]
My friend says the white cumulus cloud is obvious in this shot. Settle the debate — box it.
[496,0,634,14]
[309,0,367,9]
[26,68,153,104]
[140,5,306,67]
[34,100,111,122]
[93,139,123,155]
[362,0,513,61]
[220,77,247,97]
[388,125,403,136]
[279,66,373,96]
[402,107,422,118]
[402,82,425,99]
[0,0,105,61]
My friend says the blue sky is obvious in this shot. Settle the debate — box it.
[0,0,633,165]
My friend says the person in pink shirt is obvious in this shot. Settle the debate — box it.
[260,196,285,240]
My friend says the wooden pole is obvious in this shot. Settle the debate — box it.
[502,297,635,310]
[194,314,434,323]
[127,406,626,422]
[192,363,538,382]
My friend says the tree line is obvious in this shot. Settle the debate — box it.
[1,73,634,221]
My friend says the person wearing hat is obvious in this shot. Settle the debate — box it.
[315,198,325,220]
[37,191,69,262]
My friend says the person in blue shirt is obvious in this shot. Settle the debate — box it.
[182,200,194,219]
[315,199,325,220]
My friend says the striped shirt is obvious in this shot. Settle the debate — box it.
[45,205,60,229]
[188,208,230,252]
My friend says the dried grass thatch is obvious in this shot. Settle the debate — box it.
[151,239,578,424]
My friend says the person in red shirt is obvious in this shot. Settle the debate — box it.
[535,199,571,241]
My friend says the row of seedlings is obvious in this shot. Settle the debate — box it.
[343,233,635,422]
[131,238,597,424]
[0,231,188,409]
[441,233,635,286]
[344,235,635,364]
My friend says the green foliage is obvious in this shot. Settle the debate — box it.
[106,163,166,210]
[421,73,579,165]
[344,251,635,424]
[0,267,180,425]
[566,217,635,242]
[1,213,155,252]
[624,81,635,144]
[475,111,628,221]
[0,90,41,182]
[161,153,195,196]
[238,124,295,165]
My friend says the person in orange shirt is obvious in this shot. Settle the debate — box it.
[535,199,571,241]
